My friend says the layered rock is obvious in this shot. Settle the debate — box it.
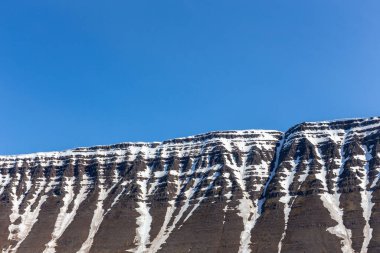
[0,117,379,253]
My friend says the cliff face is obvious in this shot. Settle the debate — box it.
[0,117,379,253]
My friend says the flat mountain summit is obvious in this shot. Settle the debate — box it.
[1,117,380,253]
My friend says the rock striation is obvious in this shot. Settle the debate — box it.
[0,117,379,253]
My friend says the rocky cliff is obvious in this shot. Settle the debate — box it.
[0,117,379,253]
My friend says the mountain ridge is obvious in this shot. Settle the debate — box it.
[0,116,379,253]
[1,116,377,158]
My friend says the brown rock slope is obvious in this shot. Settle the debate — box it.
[0,117,379,253]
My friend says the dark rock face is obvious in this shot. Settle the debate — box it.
[0,117,380,253]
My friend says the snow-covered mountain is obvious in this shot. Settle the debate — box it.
[0,117,379,253]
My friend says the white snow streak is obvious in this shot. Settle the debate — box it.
[277,157,301,253]
[183,169,221,223]
[147,163,221,253]
[77,168,120,253]
[5,176,56,253]
[44,175,91,253]
[0,173,11,196]
[315,138,353,253]
[127,163,153,253]
[228,143,276,253]
[358,145,374,253]
[148,162,185,253]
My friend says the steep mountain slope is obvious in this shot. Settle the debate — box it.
[0,117,379,253]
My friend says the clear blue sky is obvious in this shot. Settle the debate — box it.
[0,1,379,155]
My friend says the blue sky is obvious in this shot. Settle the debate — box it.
[0,1,379,154]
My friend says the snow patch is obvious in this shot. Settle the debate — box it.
[77,168,121,253]
[44,175,91,253]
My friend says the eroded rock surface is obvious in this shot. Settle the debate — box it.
[1,117,379,253]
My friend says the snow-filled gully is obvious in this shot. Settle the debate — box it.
[148,166,182,253]
[127,163,153,253]
[229,155,264,253]
[43,175,91,253]
[277,157,303,253]
[357,145,374,253]
[148,160,223,253]
[77,167,122,253]
[221,138,280,253]
[5,174,57,253]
